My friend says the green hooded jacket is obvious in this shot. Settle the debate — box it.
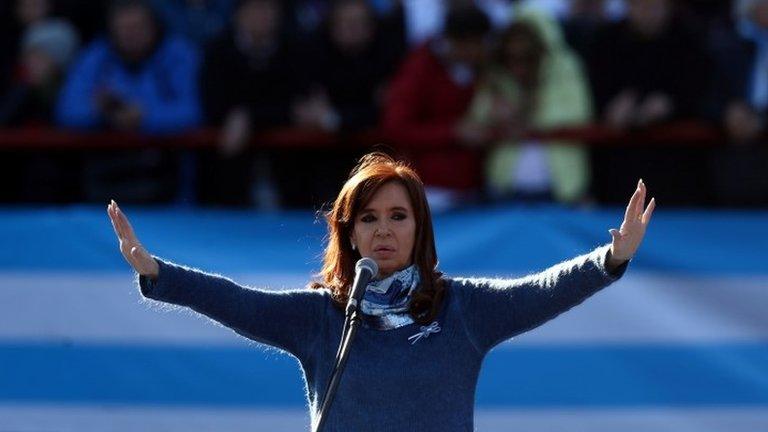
[466,9,593,203]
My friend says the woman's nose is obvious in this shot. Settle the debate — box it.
[374,222,391,237]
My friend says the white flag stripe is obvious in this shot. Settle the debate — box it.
[2,405,767,432]
[2,272,767,345]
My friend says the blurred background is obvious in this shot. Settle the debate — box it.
[0,0,767,430]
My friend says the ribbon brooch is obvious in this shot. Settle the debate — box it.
[407,321,441,345]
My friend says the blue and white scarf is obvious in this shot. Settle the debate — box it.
[360,264,421,330]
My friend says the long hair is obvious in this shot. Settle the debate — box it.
[309,152,445,324]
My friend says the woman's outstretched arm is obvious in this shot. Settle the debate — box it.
[107,201,327,361]
[456,180,656,354]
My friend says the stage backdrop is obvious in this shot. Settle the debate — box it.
[0,204,766,431]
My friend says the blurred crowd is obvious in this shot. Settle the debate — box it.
[1,0,767,209]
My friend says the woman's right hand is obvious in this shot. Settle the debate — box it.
[107,200,159,279]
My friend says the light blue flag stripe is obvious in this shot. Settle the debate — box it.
[1,342,767,407]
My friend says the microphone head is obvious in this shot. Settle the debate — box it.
[349,258,378,303]
[355,257,378,278]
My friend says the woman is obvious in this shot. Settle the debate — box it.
[462,10,593,204]
[107,152,655,431]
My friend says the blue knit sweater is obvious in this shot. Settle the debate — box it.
[136,243,628,431]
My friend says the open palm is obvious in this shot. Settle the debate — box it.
[609,179,656,263]
[107,200,159,279]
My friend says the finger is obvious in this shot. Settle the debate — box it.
[114,210,137,249]
[115,205,139,242]
[635,180,646,218]
[109,203,127,239]
[108,205,121,239]
[624,189,641,221]
[112,205,128,240]
[624,183,642,221]
[109,201,124,234]
[609,228,621,243]
[641,197,656,225]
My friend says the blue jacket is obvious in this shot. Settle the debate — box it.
[56,35,201,135]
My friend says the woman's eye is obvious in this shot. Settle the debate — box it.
[360,214,375,223]
[392,213,407,221]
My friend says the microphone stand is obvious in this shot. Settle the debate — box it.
[313,299,363,432]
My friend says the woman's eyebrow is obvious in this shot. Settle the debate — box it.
[359,206,409,213]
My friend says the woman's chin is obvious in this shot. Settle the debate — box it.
[374,261,411,279]
[374,260,397,276]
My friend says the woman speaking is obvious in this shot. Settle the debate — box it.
[107,152,655,431]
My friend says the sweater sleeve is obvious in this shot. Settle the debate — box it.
[135,257,328,361]
[455,244,628,354]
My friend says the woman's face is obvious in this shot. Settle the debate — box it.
[505,37,539,85]
[331,1,374,54]
[350,181,416,279]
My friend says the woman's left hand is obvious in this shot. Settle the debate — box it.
[608,179,656,268]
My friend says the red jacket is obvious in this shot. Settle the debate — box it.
[382,42,481,191]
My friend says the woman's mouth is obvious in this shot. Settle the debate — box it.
[373,246,395,257]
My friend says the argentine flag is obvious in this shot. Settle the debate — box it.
[1,205,766,431]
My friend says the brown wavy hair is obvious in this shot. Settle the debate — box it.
[309,152,445,324]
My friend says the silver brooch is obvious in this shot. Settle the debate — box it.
[407,321,441,345]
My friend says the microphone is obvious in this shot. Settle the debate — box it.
[314,257,379,432]
[347,257,378,315]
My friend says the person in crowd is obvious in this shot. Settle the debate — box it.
[55,0,202,134]
[382,4,492,211]
[280,0,406,209]
[588,0,709,130]
[399,0,513,47]
[722,0,768,143]
[462,10,593,204]
[284,0,330,40]
[294,0,402,132]
[1,0,54,99]
[0,18,81,204]
[284,0,404,45]
[150,0,235,47]
[201,0,305,148]
[366,0,407,56]
[0,19,80,126]
[556,0,626,61]
[53,0,200,204]
[704,0,768,205]
[107,152,654,431]
[197,0,309,207]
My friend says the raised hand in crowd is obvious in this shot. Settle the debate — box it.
[604,90,638,130]
[724,101,764,144]
[95,90,143,131]
[220,108,252,157]
[292,89,339,132]
[636,92,673,126]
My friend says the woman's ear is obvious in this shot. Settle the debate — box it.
[349,234,357,251]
